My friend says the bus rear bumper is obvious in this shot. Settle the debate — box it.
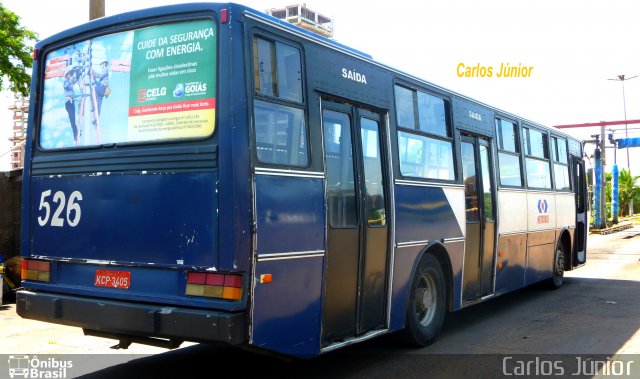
[16,290,246,345]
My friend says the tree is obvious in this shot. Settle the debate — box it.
[0,4,37,97]
[618,169,640,216]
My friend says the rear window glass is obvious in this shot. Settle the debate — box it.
[40,19,217,149]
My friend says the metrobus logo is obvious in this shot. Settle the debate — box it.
[537,199,549,224]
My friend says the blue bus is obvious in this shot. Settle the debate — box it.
[17,2,588,358]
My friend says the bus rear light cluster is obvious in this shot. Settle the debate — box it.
[21,259,51,283]
[186,272,242,300]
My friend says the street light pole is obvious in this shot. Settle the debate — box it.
[608,74,638,172]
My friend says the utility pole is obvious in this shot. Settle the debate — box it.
[608,132,619,223]
[593,134,603,229]
[607,74,638,173]
[90,0,105,20]
[592,126,608,229]
[556,118,640,221]
[600,126,607,227]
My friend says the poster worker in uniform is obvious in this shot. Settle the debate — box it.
[63,66,80,144]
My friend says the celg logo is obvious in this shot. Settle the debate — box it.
[137,89,147,102]
[137,87,167,102]
[8,355,72,378]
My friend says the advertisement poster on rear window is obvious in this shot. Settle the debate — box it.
[40,19,216,149]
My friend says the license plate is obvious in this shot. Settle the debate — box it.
[94,270,131,289]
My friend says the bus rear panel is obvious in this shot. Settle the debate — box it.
[18,3,249,347]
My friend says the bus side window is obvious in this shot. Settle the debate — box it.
[254,100,308,166]
[323,110,358,228]
[253,37,307,167]
[523,127,552,189]
[361,117,386,226]
[394,84,455,181]
[461,142,479,222]
[276,43,302,102]
[495,118,523,187]
[254,38,277,97]
[551,137,570,191]
[253,37,303,103]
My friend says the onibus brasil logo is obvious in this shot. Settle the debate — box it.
[8,355,72,378]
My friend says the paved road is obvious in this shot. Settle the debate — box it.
[587,225,640,261]
[1,229,639,378]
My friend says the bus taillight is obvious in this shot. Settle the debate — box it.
[185,272,242,300]
[220,9,229,24]
[21,258,50,283]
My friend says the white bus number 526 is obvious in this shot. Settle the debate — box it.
[37,190,83,227]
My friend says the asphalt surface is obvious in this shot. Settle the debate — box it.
[1,227,639,378]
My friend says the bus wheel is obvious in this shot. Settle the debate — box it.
[403,253,446,347]
[547,243,566,289]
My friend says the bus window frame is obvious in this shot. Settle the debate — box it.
[35,13,221,153]
[550,134,572,192]
[249,29,311,170]
[522,125,553,190]
[392,81,457,183]
[494,116,524,188]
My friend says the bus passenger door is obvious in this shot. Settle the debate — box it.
[321,101,389,345]
[572,157,588,266]
[461,135,497,301]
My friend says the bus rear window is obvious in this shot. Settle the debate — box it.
[39,19,217,149]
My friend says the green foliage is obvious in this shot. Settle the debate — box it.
[0,4,37,96]
[618,169,640,216]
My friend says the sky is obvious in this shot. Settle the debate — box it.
[1,0,639,171]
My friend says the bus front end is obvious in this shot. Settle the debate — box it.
[17,4,250,349]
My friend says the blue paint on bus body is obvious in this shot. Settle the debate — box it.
[25,261,245,311]
[252,257,324,357]
[390,245,422,331]
[394,185,463,242]
[217,3,253,274]
[254,175,325,254]
[495,259,526,295]
[390,185,463,329]
[252,175,325,356]
[30,173,218,268]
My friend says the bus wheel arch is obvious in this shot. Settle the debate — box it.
[402,243,451,347]
[560,229,572,271]
[547,229,571,289]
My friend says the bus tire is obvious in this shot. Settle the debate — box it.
[402,253,446,347]
[546,242,566,289]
